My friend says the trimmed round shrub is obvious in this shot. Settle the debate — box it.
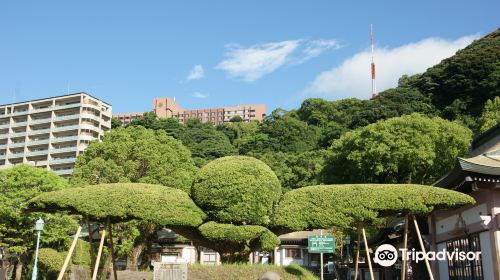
[38,248,68,278]
[192,156,281,225]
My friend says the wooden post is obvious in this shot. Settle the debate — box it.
[354,226,361,280]
[107,218,118,280]
[86,217,95,270]
[401,215,409,280]
[362,226,374,280]
[57,226,82,280]
[92,230,106,280]
[413,215,435,280]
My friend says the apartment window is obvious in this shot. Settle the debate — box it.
[447,233,483,280]
[250,109,256,112]
[211,112,215,116]
[285,248,301,259]
[218,112,222,116]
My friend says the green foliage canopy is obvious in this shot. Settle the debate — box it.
[322,114,472,184]
[0,165,77,256]
[478,96,500,133]
[29,183,206,226]
[71,126,197,193]
[273,184,475,232]
[198,222,280,252]
[192,156,281,225]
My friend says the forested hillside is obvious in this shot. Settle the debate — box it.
[114,28,499,190]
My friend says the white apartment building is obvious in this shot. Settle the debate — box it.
[0,92,112,176]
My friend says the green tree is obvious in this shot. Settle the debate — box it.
[0,165,77,280]
[229,115,243,122]
[111,117,122,129]
[322,114,472,184]
[192,156,281,225]
[175,127,237,167]
[251,150,329,191]
[71,126,197,193]
[70,126,198,270]
[478,96,500,133]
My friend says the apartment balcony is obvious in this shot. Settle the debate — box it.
[81,113,102,122]
[0,154,5,160]
[11,121,28,127]
[30,118,51,125]
[49,158,76,165]
[10,110,29,117]
[8,152,24,159]
[11,131,27,138]
[0,123,10,129]
[53,169,74,176]
[79,134,98,142]
[0,144,7,149]
[53,114,80,122]
[9,142,26,148]
[28,129,51,136]
[54,103,81,111]
[32,106,54,113]
[82,103,101,111]
[26,150,49,157]
[80,123,100,132]
[0,134,8,140]
[52,136,78,143]
[50,146,78,154]
[27,139,50,146]
[52,125,79,132]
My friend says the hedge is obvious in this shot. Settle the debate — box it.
[198,222,281,251]
[273,184,475,231]
[28,183,206,226]
[192,156,281,225]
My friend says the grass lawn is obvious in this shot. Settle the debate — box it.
[188,264,319,280]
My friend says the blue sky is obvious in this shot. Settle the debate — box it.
[0,1,498,114]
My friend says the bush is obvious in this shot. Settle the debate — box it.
[192,156,281,225]
[188,263,318,280]
[29,183,206,226]
[273,184,475,231]
[38,248,68,279]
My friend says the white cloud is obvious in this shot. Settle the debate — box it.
[305,35,478,100]
[187,64,205,80]
[192,92,208,99]
[216,39,341,82]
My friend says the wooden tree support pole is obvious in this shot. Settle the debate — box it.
[57,226,82,280]
[107,218,118,280]
[354,226,361,280]
[92,230,106,280]
[401,215,409,280]
[412,215,435,280]
[362,227,374,280]
[86,217,94,270]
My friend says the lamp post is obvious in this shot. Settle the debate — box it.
[31,218,44,280]
[344,235,351,263]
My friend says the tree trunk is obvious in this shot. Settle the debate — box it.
[107,218,118,280]
[126,244,144,271]
[14,261,22,280]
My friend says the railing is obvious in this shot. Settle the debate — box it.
[0,144,7,149]
[30,118,51,125]
[11,132,27,138]
[49,158,76,165]
[26,150,49,157]
[53,103,81,110]
[27,139,50,146]
[8,152,24,158]
[28,129,51,136]
[32,106,53,113]
[53,114,80,122]
[0,134,8,140]
[0,123,10,129]
[53,125,79,132]
[50,146,77,154]
[9,142,26,148]
[11,121,28,127]
[53,169,74,175]
[51,136,79,143]
[0,154,5,160]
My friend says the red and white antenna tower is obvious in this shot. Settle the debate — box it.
[370,24,377,98]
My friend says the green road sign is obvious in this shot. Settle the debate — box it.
[308,234,335,253]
